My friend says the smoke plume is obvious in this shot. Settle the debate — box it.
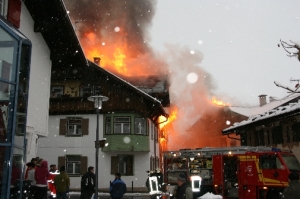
[64,0,241,150]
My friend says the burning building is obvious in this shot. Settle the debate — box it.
[64,0,243,151]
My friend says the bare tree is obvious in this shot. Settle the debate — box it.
[279,39,300,61]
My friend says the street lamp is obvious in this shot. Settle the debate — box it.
[88,95,109,199]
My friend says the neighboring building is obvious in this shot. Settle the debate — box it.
[0,0,110,197]
[37,58,168,191]
[223,94,300,160]
[0,0,68,197]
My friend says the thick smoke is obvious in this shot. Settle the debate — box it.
[64,0,239,150]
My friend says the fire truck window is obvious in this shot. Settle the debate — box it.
[260,155,278,169]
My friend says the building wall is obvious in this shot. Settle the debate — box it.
[37,114,155,190]
[19,2,51,162]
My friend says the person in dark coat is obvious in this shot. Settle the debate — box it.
[80,166,96,199]
[110,173,127,199]
[282,171,300,199]
[173,173,193,199]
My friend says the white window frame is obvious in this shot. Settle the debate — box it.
[114,117,130,134]
[66,155,81,175]
[67,118,82,135]
[134,117,147,135]
[51,85,64,97]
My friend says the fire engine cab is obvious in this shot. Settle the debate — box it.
[162,146,300,199]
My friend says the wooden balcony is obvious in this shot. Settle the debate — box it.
[49,97,95,115]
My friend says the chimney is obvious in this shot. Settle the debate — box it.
[259,94,267,106]
[94,57,101,65]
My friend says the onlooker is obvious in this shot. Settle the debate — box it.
[80,166,96,199]
[54,166,70,199]
[110,173,127,199]
[173,173,193,199]
[282,171,300,199]
[35,160,50,199]
[26,162,36,198]
[25,158,37,179]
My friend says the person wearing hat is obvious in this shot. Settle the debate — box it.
[173,173,193,199]
[282,171,300,199]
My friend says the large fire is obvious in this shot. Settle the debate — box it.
[65,0,245,151]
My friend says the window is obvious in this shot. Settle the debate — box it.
[80,85,93,97]
[51,85,64,98]
[66,156,81,174]
[68,118,82,135]
[15,114,26,135]
[58,156,88,176]
[105,117,111,134]
[259,155,281,169]
[114,117,130,134]
[0,0,7,16]
[59,118,89,136]
[134,117,147,135]
[111,155,133,175]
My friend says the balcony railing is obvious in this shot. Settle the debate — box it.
[49,97,95,115]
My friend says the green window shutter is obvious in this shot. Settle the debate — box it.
[111,156,118,174]
[81,156,88,175]
[58,156,65,169]
[82,118,89,135]
[60,119,67,135]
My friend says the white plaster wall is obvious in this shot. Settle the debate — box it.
[19,2,51,138]
[37,114,152,190]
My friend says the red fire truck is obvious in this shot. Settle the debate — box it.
[162,146,300,199]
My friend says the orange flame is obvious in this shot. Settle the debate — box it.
[211,96,230,106]
[81,30,159,77]
[159,107,178,129]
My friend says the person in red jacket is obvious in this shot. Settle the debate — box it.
[35,160,50,199]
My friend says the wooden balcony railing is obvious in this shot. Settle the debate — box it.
[49,97,95,115]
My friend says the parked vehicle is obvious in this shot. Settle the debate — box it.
[162,146,300,199]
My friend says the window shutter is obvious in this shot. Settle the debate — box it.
[81,156,87,175]
[7,0,21,28]
[111,156,118,174]
[58,156,65,169]
[59,119,67,135]
[82,118,89,135]
[126,156,133,175]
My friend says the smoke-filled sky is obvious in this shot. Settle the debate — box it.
[63,0,300,148]
[149,0,300,107]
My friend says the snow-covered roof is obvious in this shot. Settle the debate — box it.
[223,94,300,134]
[229,93,300,117]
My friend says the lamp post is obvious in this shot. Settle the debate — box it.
[88,95,109,199]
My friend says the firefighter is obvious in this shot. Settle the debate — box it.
[48,164,60,198]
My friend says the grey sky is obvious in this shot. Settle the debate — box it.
[149,0,300,106]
